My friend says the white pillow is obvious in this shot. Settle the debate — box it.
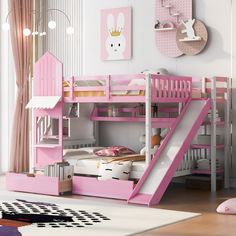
[217,198,236,214]
[78,147,104,154]
[63,147,103,157]
[128,79,145,86]
[98,160,132,181]
[63,149,88,157]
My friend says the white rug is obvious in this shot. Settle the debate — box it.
[0,190,200,236]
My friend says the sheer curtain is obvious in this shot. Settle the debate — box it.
[0,0,15,173]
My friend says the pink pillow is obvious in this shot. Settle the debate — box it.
[95,146,135,157]
[216,198,236,214]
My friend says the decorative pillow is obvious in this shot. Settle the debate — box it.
[63,147,103,157]
[95,146,135,157]
[216,198,236,214]
[74,80,103,87]
[98,160,132,180]
[128,79,145,86]
[78,147,104,154]
[63,149,88,157]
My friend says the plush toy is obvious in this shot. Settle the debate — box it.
[139,133,162,155]
[151,134,162,147]
[141,68,169,75]
[216,198,236,214]
[139,128,170,155]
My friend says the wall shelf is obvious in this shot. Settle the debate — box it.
[201,121,224,126]
[191,167,224,175]
[63,116,80,119]
[154,27,176,32]
[34,144,61,148]
[179,38,201,42]
[191,144,224,149]
[90,106,177,128]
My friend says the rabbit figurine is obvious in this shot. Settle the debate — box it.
[181,19,201,40]
[106,13,126,60]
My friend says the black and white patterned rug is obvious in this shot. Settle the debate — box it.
[0,190,200,236]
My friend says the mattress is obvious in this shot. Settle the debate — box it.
[64,91,145,97]
[63,80,145,97]
[63,154,146,179]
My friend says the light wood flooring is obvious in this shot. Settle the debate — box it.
[140,183,236,236]
[1,175,235,235]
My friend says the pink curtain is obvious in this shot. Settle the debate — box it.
[9,0,32,172]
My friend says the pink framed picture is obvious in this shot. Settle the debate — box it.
[101,7,132,61]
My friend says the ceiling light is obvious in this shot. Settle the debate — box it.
[39,32,46,36]
[32,31,39,36]
[48,20,56,29]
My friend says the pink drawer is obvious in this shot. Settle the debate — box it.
[6,173,71,196]
[72,176,134,200]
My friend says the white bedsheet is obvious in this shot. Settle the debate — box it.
[63,154,146,179]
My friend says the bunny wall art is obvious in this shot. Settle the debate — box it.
[101,7,132,61]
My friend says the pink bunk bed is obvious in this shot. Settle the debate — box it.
[7,52,214,206]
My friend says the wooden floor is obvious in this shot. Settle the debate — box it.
[140,183,236,236]
[1,175,236,236]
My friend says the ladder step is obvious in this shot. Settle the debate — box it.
[164,5,172,8]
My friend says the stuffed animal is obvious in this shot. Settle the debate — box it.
[141,68,169,75]
[217,198,236,214]
[151,134,162,147]
[139,134,162,155]
[139,127,170,155]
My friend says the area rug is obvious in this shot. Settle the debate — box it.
[0,190,200,236]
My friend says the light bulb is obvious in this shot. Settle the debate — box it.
[2,22,10,31]
[39,32,46,36]
[23,28,31,36]
[48,20,56,29]
[32,31,39,36]
[66,26,74,35]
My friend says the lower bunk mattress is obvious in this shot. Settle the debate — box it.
[64,154,146,180]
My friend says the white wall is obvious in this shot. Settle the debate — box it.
[41,0,81,77]
[43,0,235,180]
[81,0,235,172]
[231,0,236,184]
[82,0,231,77]
[41,0,95,142]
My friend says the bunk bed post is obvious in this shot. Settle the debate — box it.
[210,77,217,192]
[106,75,111,100]
[202,77,206,95]
[70,76,75,101]
[145,73,152,165]
[224,77,231,188]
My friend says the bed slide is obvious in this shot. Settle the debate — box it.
[128,99,211,206]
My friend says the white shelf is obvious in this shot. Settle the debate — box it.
[154,28,175,32]
[63,116,79,119]
[34,144,60,148]
[179,38,201,42]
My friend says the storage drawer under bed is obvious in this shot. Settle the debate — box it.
[72,176,134,200]
[6,173,72,196]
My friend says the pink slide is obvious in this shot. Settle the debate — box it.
[128,99,211,206]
